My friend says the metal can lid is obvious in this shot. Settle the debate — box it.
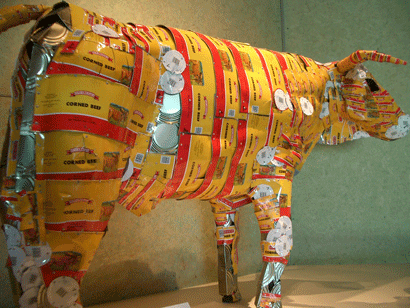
[19,286,39,308]
[162,50,187,74]
[256,146,276,165]
[319,101,330,119]
[4,224,22,247]
[285,93,293,111]
[274,89,288,111]
[276,216,292,236]
[9,246,27,280]
[266,228,282,242]
[159,71,185,95]
[25,243,52,267]
[21,266,43,292]
[300,97,314,116]
[398,114,410,129]
[275,235,291,257]
[271,159,284,167]
[160,93,181,114]
[16,256,37,283]
[42,23,68,46]
[386,114,410,139]
[47,276,79,308]
[92,24,120,38]
[253,184,274,200]
[353,130,370,140]
[121,158,134,182]
[153,123,179,150]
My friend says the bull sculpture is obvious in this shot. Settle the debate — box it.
[0,2,408,308]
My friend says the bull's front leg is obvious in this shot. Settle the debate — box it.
[210,200,242,303]
[250,179,293,308]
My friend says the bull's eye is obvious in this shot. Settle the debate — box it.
[365,78,380,92]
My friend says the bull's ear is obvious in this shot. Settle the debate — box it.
[336,50,407,74]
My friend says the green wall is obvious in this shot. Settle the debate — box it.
[0,1,408,307]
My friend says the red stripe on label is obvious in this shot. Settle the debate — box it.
[41,266,86,288]
[217,119,247,198]
[254,48,275,146]
[262,256,289,264]
[45,221,108,232]
[32,114,136,146]
[120,27,136,54]
[196,33,226,116]
[128,24,150,53]
[130,46,144,95]
[162,133,191,198]
[270,51,291,94]
[36,170,123,181]
[270,51,288,70]
[165,27,193,133]
[221,40,250,113]
[46,62,118,84]
[186,118,223,199]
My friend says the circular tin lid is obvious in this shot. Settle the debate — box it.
[256,146,276,165]
[16,256,37,283]
[285,93,294,111]
[271,159,284,167]
[4,224,21,247]
[266,228,282,242]
[121,158,134,182]
[353,131,370,140]
[300,97,314,115]
[398,114,410,129]
[43,23,68,46]
[162,50,187,74]
[253,184,274,200]
[319,101,330,119]
[9,246,26,281]
[21,266,43,292]
[275,235,291,257]
[92,24,120,38]
[25,243,52,267]
[276,216,292,236]
[47,276,79,308]
[19,286,39,308]
[274,89,288,111]
[159,71,185,95]
[153,123,179,150]
[160,93,181,114]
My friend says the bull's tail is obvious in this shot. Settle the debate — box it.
[0,4,51,34]
[336,50,407,74]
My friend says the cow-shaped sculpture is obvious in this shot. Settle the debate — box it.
[0,2,408,308]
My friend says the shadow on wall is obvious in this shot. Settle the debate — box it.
[81,259,178,306]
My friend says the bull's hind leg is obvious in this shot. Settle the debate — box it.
[2,179,120,307]
[249,179,293,308]
[210,200,242,302]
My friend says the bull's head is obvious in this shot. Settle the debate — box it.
[320,50,409,145]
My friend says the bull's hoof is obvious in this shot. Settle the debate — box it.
[222,290,242,303]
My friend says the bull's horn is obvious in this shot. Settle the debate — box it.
[0,4,51,34]
[336,50,407,74]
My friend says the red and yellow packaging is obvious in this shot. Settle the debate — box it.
[196,118,238,199]
[230,114,270,196]
[35,179,121,232]
[173,134,212,195]
[35,131,128,180]
[140,152,176,182]
[45,230,105,272]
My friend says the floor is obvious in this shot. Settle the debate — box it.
[88,264,410,308]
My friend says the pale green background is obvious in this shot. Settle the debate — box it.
[0,1,409,307]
